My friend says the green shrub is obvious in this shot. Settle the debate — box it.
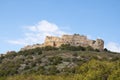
[60,44,86,51]
[85,46,94,51]
[48,56,62,65]
[48,66,59,75]
[42,46,58,51]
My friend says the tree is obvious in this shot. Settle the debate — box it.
[42,46,58,51]
[104,48,108,52]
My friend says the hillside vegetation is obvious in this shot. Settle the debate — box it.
[0,45,120,80]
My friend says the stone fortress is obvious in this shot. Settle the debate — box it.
[21,34,104,51]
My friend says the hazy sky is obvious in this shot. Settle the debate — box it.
[0,0,120,53]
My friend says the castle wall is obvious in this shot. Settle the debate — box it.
[44,36,63,47]
[43,34,104,51]
[21,34,104,51]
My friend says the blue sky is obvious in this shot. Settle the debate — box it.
[0,0,120,53]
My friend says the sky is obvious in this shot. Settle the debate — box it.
[0,0,120,53]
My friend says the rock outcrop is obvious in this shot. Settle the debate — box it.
[21,34,104,51]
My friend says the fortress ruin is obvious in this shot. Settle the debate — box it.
[21,34,104,51]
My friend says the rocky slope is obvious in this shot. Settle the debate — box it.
[0,45,120,80]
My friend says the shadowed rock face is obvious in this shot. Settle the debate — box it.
[21,34,104,51]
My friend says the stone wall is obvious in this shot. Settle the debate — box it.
[21,44,43,51]
[21,34,104,51]
[44,36,63,47]
[43,34,104,51]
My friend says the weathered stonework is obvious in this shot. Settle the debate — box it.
[21,34,104,51]
[21,44,43,51]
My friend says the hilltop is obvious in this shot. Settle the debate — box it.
[0,34,119,80]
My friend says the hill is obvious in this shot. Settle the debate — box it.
[0,45,120,80]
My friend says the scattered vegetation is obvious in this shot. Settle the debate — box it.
[0,45,120,80]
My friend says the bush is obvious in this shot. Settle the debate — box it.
[42,46,58,51]
[104,48,108,52]
[60,44,85,51]
[85,46,94,51]
[18,47,42,56]
[33,47,42,55]
[4,51,17,59]
[77,46,86,51]
[60,44,71,50]
[48,56,62,65]
[95,49,100,52]
[48,66,59,75]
